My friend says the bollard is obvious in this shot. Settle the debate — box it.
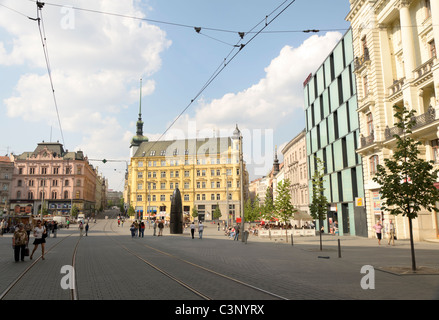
[291,234,293,246]
[338,239,341,258]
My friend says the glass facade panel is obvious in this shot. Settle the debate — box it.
[327,114,335,143]
[322,90,330,118]
[356,166,364,198]
[323,175,331,202]
[329,81,339,113]
[331,172,339,202]
[308,76,315,103]
[333,42,344,77]
[344,29,354,65]
[324,59,332,86]
[342,169,353,202]
[320,119,328,148]
[338,103,349,138]
[311,127,318,153]
[348,96,359,130]
[316,67,325,96]
[346,132,357,167]
[314,97,321,125]
[333,140,343,171]
[325,144,333,173]
[342,68,351,104]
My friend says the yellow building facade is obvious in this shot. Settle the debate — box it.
[127,134,249,224]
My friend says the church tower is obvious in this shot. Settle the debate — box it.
[130,78,149,157]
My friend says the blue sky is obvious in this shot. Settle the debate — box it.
[0,0,351,191]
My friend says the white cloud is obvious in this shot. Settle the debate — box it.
[0,0,171,160]
[171,32,343,135]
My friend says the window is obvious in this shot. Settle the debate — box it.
[428,40,436,59]
[138,195,144,201]
[52,191,57,199]
[150,150,156,156]
[363,75,368,97]
[367,113,374,135]
[184,182,189,189]
[161,195,166,201]
[64,191,69,199]
[425,0,431,19]
[370,155,379,176]
[432,139,439,163]
[184,194,189,201]
[211,194,215,200]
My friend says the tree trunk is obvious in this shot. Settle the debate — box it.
[408,216,416,271]
[319,229,322,251]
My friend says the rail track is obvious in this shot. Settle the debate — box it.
[1,213,288,300]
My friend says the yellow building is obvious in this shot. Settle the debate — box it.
[127,128,249,224]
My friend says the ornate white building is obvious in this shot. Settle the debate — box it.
[347,0,439,240]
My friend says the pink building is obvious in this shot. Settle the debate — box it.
[9,142,97,217]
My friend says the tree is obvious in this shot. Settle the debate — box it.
[191,207,198,221]
[309,157,329,251]
[244,197,262,224]
[261,186,275,222]
[274,179,297,242]
[373,105,439,271]
[212,203,222,221]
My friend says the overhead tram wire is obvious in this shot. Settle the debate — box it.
[139,0,297,158]
[33,1,66,149]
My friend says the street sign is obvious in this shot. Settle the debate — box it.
[355,197,364,207]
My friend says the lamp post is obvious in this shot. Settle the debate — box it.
[238,126,245,242]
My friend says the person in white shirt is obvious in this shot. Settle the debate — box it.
[198,222,204,239]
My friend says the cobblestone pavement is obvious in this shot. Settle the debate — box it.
[1,212,438,307]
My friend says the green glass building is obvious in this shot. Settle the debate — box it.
[304,29,367,237]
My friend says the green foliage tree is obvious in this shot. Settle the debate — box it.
[309,157,328,251]
[244,197,262,224]
[373,105,439,271]
[274,179,296,242]
[212,203,222,221]
[261,186,275,222]
[71,205,79,218]
[128,205,135,217]
[191,207,199,221]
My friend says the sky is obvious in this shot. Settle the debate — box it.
[0,0,352,191]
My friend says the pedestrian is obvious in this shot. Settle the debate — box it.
[130,224,136,238]
[198,221,204,239]
[372,221,383,245]
[139,221,145,238]
[386,220,395,246]
[85,223,89,236]
[12,223,28,262]
[52,221,58,238]
[79,221,84,237]
[153,220,157,236]
[158,220,164,236]
[190,221,195,239]
[0,219,5,236]
[30,220,46,260]
[217,222,220,231]
[66,219,70,229]
[234,224,240,241]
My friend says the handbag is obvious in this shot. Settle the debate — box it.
[42,227,47,239]
[24,247,29,256]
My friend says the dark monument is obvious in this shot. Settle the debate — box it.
[170,188,183,234]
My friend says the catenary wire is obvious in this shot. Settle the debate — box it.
[35,2,66,149]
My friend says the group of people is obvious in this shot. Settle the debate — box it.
[189,221,204,239]
[130,220,146,237]
[11,220,47,262]
[372,220,396,245]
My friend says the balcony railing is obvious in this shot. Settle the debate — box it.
[360,131,374,148]
[388,78,405,97]
[354,47,370,71]
[384,106,436,140]
[413,57,435,80]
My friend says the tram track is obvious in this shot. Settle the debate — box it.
[105,219,288,301]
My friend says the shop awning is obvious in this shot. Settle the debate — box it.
[294,211,313,221]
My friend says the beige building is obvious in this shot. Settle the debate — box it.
[0,156,14,215]
[281,129,310,224]
[127,128,249,224]
[347,0,439,240]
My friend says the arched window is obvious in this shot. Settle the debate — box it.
[370,155,379,176]
[64,191,69,199]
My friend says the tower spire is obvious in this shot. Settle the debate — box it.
[136,78,144,137]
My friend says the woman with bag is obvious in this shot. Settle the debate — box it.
[12,223,28,262]
[30,220,46,260]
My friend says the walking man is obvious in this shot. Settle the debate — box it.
[234,224,240,241]
[190,221,195,239]
[198,221,204,239]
